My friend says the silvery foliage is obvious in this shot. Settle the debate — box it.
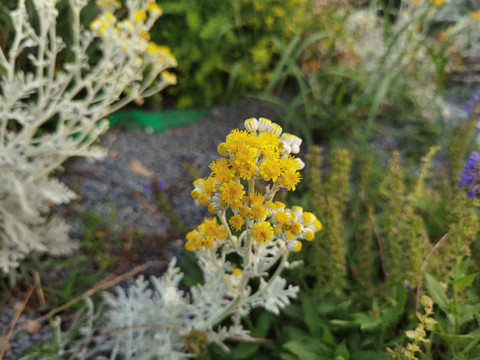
[38,238,300,359]
[0,0,176,281]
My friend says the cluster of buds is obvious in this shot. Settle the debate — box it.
[187,118,321,255]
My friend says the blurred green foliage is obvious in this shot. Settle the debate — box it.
[151,0,318,108]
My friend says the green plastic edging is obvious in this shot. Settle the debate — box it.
[109,108,209,133]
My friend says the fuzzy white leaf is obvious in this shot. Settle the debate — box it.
[249,277,299,315]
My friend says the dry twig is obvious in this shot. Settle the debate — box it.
[0,285,35,359]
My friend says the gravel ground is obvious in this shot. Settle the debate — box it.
[0,99,284,360]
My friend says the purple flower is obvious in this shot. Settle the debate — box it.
[405,281,412,291]
[458,152,480,198]
[458,151,480,186]
[458,170,476,187]
[467,185,480,199]
[465,89,480,120]
[146,178,166,192]
[466,151,479,171]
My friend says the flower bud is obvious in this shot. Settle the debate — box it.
[268,123,282,135]
[291,135,302,154]
[288,240,302,252]
[295,158,305,170]
[258,117,272,132]
[244,118,258,132]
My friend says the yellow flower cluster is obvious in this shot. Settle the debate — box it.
[187,118,322,252]
[185,218,228,251]
[89,0,177,73]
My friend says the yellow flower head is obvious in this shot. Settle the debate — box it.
[162,71,177,85]
[134,9,147,22]
[251,221,274,243]
[225,130,251,154]
[229,214,244,231]
[313,219,322,231]
[209,158,234,183]
[207,203,216,213]
[275,201,286,209]
[302,212,315,224]
[275,210,289,224]
[147,2,162,15]
[217,142,228,155]
[305,230,315,241]
[250,203,267,220]
[265,201,277,210]
[247,191,265,205]
[259,158,282,182]
[279,170,301,191]
[233,267,242,277]
[239,205,251,218]
[291,222,302,235]
[197,177,217,197]
[234,146,258,180]
[220,180,245,207]
[185,230,203,251]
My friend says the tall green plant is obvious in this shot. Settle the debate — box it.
[378,152,429,290]
[308,146,353,299]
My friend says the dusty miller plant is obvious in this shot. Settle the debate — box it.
[38,118,322,360]
[0,0,176,282]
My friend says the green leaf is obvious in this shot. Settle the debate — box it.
[229,343,260,359]
[330,319,360,330]
[301,293,323,337]
[450,273,478,287]
[280,354,301,360]
[200,15,234,40]
[334,341,350,360]
[463,329,480,353]
[450,258,469,280]
[281,325,310,340]
[283,337,334,360]
[437,332,473,345]
[16,343,64,360]
[322,325,338,348]
[424,272,449,312]
[281,303,304,322]
[351,312,382,331]
[459,303,480,327]
[250,311,273,337]
[382,282,407,325]
[365,71,399,139]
